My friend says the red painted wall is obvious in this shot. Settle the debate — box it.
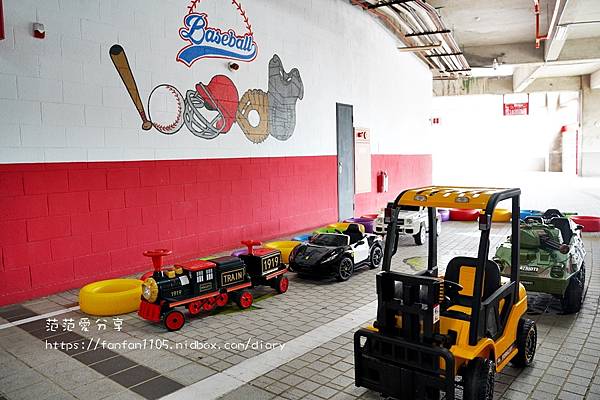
[354,154,433,217]
[0,154,430,306]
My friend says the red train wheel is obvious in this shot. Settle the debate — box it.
[187,301,203,316]
[164,310,185,331]
[236,291,253,309]
[216,293,229,307]
[277,276,289,294]
[203,297,216,312]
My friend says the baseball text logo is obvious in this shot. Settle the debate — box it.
[177,1,258,67]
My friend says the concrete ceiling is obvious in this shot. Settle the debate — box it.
[426,0,600,89]
[428,0,552,47]
[561,0,600,39]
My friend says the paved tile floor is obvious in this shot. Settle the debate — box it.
[1,175,599,400]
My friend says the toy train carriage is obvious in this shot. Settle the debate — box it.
[239,246,289,293]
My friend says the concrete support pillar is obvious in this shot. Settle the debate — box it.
[581,75,600,176]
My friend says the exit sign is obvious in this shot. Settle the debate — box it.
[503,93,529,116]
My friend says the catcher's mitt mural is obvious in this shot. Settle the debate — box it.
[236,89,270,144]
[110,45,303,144]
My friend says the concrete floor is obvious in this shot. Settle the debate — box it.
[1,174,599,400]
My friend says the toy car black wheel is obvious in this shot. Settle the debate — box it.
[512,318,537,367]
[163,310,185,332]
[463,357,495,400]
[274,276,289,294]
[336,256,354,282]
[413,223,426,245]
[235,290,254,309]
[561,270,584,313]
[369,245,383,269]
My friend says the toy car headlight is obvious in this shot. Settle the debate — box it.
[142,278,159,303]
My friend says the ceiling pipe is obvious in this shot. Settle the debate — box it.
[350,0,470,76]
[349,0,440,71]
[534,0,548,48]
[397,43,443,52]
[388,0,470,74]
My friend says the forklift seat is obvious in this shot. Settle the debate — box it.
[445,257,501,305]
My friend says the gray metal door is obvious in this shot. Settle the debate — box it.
[336,103,354,220]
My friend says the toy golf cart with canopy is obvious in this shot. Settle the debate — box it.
[354,186,536,400]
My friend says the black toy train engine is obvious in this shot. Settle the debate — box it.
[138,242,289,331]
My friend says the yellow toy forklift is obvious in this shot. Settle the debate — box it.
[354,186,537,400]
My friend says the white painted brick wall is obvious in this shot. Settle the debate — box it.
[17,77,63,102]
[0,125,21,146]
[0,0,432,163]
[0,74,18,99]
[42,103,85,126]
[21,125,66,147]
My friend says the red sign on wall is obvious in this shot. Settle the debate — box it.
[0,0,5,41]
[503,94,529,116]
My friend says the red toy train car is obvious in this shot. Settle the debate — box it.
[138,240,289,331]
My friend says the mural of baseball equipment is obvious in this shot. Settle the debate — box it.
[268,54,304,141]
[110,45,303,144]
[237,54,304,144]
[237,89,270,143]
[148,85,185,135]
[184,75,240,139]
[109,45,152,131]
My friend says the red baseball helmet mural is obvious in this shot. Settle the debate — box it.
[196,75,240,134]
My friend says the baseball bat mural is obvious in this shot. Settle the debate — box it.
[109,44,153,131]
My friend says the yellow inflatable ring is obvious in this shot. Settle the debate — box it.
[264,241,301,264]
[492,208,512,222]
[79,279,142,316]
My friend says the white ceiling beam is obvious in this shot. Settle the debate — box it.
[513,65,543,92]
[544,0,572,61]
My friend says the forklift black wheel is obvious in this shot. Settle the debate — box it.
[512,318,537,367]
[413,224,426,245]
[463,358,495,400]
[561,270,584,314]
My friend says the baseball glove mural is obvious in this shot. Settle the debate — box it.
[110,45,303,144]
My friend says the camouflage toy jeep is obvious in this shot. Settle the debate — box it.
[494,210,586,313]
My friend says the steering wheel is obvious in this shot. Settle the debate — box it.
[543,209,564,219]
